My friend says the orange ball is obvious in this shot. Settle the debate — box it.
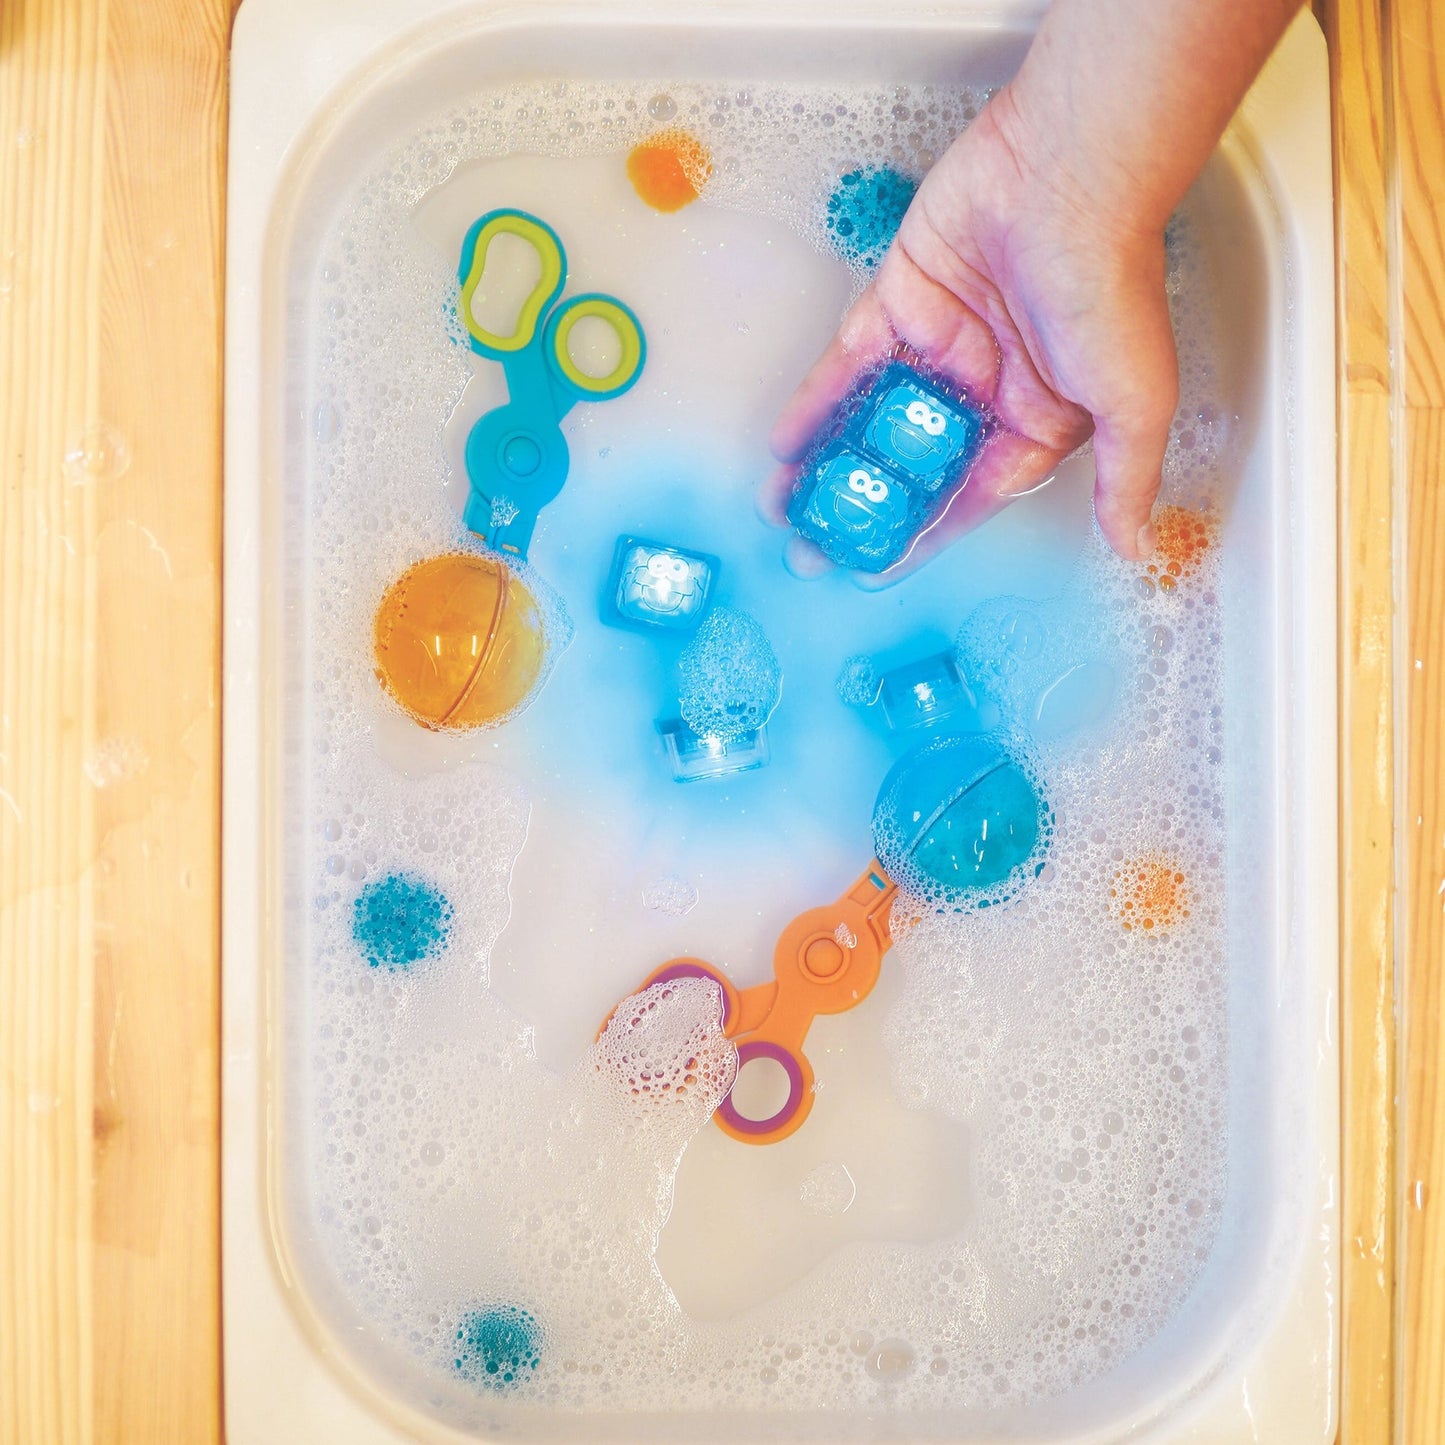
[373,552,545,730]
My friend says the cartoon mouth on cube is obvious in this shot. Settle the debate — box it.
[627,548,702,616]
[604,536,719,633]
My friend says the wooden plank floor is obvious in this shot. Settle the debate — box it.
[0,1,1437,1441]
[0,1,229,1441]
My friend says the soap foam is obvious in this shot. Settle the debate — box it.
[678,606,783,741]
[289,69,1242,1434]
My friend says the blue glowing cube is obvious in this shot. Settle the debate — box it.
[787,443,920,570]
[856,364,985,492]
[604,536,719,633]
[878,651,974,731]
[655,717,770,783]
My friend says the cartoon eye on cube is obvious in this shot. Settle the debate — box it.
[787,444,918,570]
[603,536,719,632]
[655,717,770,783]
[857,363,985,492]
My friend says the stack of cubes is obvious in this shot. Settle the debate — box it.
[602,535,770,782]
[788,361,990,573]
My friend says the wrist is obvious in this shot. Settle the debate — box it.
[989,74,1180,241]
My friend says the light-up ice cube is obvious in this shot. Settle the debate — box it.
[878,651,973,730]
[655,717,770,783]
[603,536,719,632]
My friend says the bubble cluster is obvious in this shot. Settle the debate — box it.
[800,1161,857,1217]
[1108,855,1190,934]
[640,875,699,916]
[836,653,879,707]
[595,977,735,1108]
[1143,504,1218,592]
[454,1304,543,1389]
[284,67,1244,1434]
[352,871,454,970]
[825,164,918,270]
[678,606,782,741]
[83,734,149,789]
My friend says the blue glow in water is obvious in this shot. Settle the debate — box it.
[657,716,771,783]
[825,165,918,270]
[454,1304,542,1390]
[877,651,973,731]
[351,871,453,970]
[872,733,1050,907]
[678,606,782,742]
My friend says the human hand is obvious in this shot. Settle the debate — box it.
[759,85,1180,583]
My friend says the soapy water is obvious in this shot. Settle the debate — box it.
[283,67,1251,1436]
[677,606,783,741]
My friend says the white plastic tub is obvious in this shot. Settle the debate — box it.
[223,3,1338,1440]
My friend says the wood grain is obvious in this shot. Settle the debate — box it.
[0,5,107,1440]
[1319,1,1400,1440]
[0,1,228,1442]
[1396,4,1445,1438]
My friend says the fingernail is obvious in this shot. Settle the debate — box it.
[1135,520,1158,558]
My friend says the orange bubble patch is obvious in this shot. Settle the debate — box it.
[627,129,713,213]
[1109,856,1190,935]
[1144,505,1216,591]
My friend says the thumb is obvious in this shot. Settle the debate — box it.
[1089,292,1179,561]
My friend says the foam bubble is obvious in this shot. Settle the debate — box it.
[678,606,782,741]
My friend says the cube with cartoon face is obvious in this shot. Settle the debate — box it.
[604,536,719,632]
[857,363,985,492]
[789,445,918,569]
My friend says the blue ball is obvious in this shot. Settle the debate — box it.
[873,734,1049,906]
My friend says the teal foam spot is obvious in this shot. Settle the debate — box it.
[873,734,1050,907]
[454,1304,542,1390]
[351,871,453,970]
[825,165,919,270]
